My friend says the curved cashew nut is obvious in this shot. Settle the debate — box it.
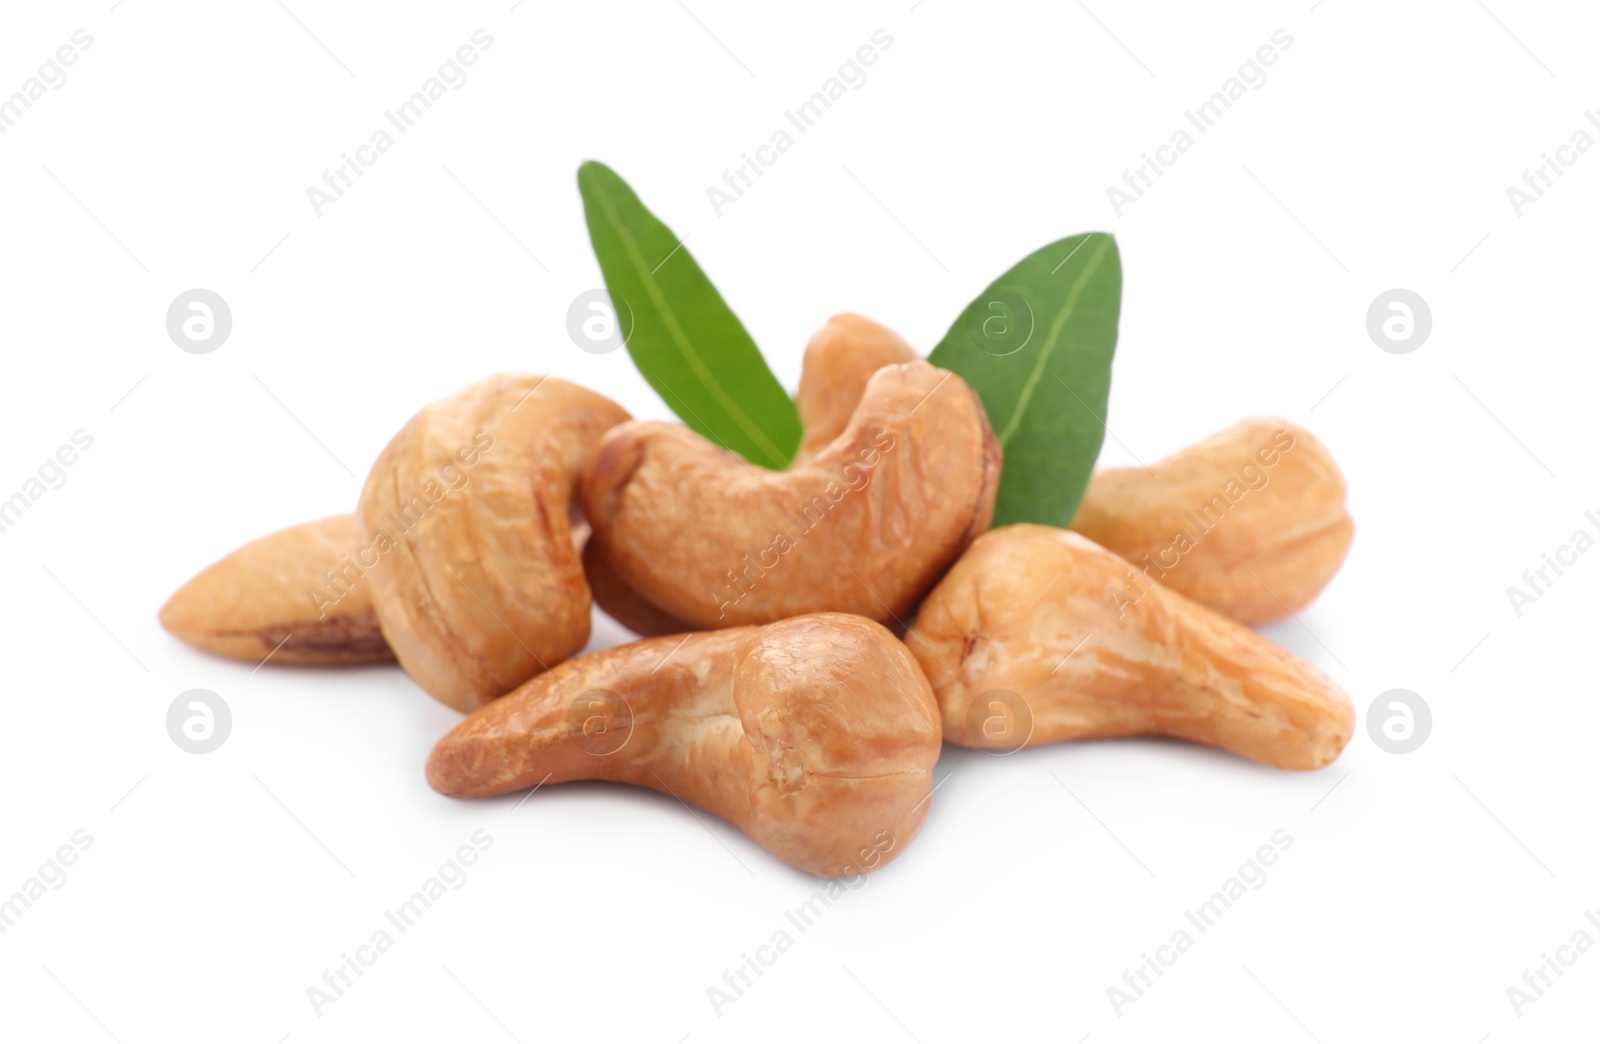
[795,313,919,463]
[580,360,1000,630]
[1070,417,1353,624]
[160,514,393,665]
[906,525,1354,770]
[584,312,922,638]
[427,613,942,877]
[358,375,629,711]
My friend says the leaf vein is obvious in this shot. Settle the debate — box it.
[994,235,1114,448]
[588,178,787,467]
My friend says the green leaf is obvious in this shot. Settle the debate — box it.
[577,161,801,469]
[928,233,1121,528]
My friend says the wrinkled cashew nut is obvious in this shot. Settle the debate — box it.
[427,613,942,877]
[906,525,1354,770]
[580,359,1000,630]
[358,375,629,712]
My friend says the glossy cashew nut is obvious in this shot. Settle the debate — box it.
[427,613,942,877]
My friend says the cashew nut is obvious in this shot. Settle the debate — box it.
[427,613,941,876]
[580,359,1000,630]
[583,313,926,637]
[581,537,694,638]
[795,313,919,463]
[358,375,630,711]
[159,514,393,665]
[1070,418,1353,624]
[906,525,1354,770]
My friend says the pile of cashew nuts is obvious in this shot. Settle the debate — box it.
[162,314,1355,877]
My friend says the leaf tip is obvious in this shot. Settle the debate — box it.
[576,159,615,188]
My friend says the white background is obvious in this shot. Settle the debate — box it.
[1,0,1595,1041]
